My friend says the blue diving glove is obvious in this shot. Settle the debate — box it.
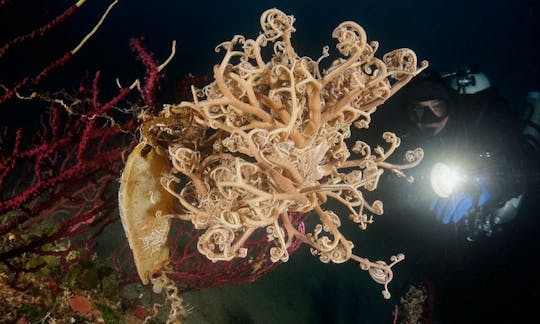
[429,181,491,224]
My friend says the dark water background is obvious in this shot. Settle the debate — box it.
[2,0,540,323]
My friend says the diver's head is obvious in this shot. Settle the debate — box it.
[405,71,451,136]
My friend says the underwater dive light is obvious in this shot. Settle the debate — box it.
[430,162,465,198]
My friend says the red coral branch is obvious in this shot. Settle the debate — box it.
[113,211,307,291]
[0,37,165,278]
[0,4,79,59]
[130,38,161,113]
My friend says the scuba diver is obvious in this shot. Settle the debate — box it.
[396,67,535,241]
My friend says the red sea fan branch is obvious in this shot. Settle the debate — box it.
[0,0,118,106]
[0,2,80,59]
[130,38,161,113]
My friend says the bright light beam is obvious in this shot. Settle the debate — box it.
[430,162,463,198]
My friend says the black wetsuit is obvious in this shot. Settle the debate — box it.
[375,88,540,322]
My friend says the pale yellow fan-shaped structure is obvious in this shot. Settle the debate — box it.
[118,143,173,285]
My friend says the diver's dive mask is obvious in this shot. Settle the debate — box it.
[408,100,449,125]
